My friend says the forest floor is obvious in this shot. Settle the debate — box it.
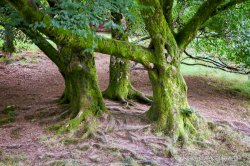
[0,51,249,166]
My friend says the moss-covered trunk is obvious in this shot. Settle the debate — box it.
[104,56,131,101]
[3,25,15,54]
[59,50,106,132]
[147,57,200,142]
[104,13,151,104]
[145,35,199,141]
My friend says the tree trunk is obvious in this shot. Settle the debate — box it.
[147,61,199,142]
[21,27,106,133]
[144,34,199,142]
[59,50,106,132]
[104,56,131,101]
[3,25,15,54]
[104,13,151,104]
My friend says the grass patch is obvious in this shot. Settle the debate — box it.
[180,61,250,99]
[229,81,250,99]
[181,123,250,166]
[0,154,28,166]
[181,63,248,83]
[0,105,17,126]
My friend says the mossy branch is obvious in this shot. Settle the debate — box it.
[159,0,174,31]
[20,27,63,70]
[211,0,248,18]
[176,0,224,50]
[5,0,156,67]
[138,0,178,56]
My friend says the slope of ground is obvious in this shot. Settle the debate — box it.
[0,52,249,165]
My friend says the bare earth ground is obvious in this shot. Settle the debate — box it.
[0,52,249,165]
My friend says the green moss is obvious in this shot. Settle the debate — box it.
[2,105,16,116]
[103,57,131,101]
[0,116,15,125]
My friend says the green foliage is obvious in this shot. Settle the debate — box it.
[0,116,15,125]
[190,1,250,68]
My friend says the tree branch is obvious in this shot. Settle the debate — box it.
[20,27,64,71]
[159,0,174,31]
[176,0,224,50]
[211,0,248,17]
[5,0,156,67]
[138,0,178,56]
[182,50,249,75]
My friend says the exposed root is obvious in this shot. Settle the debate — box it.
[24,105,70,124]
[103,86,152,105]
[56,110,101,141]
[173,112,209,144]
[115,124,151,132]
[212,120,250,136]
[128,88,152,105]
[38,109,71,125]
[107,107,144,117]
[105,115,116,133]
[92,143,141,160]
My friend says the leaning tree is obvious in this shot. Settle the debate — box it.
[0,2,15,54]
[3,0,249,141]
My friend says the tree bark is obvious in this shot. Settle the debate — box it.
[137,0,200,141]
[146,45,198,141]
[58,49,106,132]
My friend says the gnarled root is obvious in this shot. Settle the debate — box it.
[173,112,209,145]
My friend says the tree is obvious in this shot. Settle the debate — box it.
[0,2,15,54]
[104,12,151,104]
[3,0,248,141]
[2,25,15,54]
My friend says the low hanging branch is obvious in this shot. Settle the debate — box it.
[211,0,248,18]
[131,50,250,75]
[182,50,250,75]
[5,0,156,67]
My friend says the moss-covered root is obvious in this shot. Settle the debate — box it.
[56,109,99,139]
[174,112,208,144]
[104,84,152,105]
[147,107,207,144]
[128,87,152,105]
[146,67,209,144]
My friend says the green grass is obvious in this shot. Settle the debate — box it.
[181,63,248,83]
[181,63,250,99]
[229,81,250,99]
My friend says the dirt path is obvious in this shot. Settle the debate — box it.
[0,52,249,165]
